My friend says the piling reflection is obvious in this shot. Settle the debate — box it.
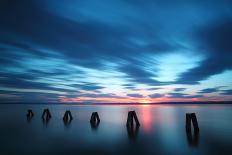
[42,118,50,127]
[90,121,100,130]
[26,109,34,123]
[186,130,200,147]
[127,124,140,140]
[27,117,33,123]
[63,119,72,128]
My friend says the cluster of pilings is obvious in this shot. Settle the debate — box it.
[26,109,200,142]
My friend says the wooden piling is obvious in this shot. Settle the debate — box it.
[63,110,73,122]
[42,108,52,120]
[126,111,140,127]
[185,113,199,132]
[191,113,199,132]
[90,112,100,125]
[26,109,34,118]
[186,113,192,132]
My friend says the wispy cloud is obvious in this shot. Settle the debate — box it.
[0,0,232,103]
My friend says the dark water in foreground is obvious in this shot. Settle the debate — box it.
[0,104,232,155]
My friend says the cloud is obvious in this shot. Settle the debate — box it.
[220,89,232,95]
[147,87,163,91]
[78,93,124,98]
[127,93,144,98]
[0,72,78,93]
[148,93,164,98]
[167,93,204,99]
[0,90,61,103]
[71,83,104,91]
[122,84,141,91]
[198,87,220,94]
[173,88,186,92]
[176,17,232,84]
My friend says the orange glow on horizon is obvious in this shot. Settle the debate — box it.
[59,96,206,103]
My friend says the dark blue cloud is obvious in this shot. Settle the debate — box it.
[127,93,144,98]
[220,90,232,95]
[71,83,104,91]
[173,88,186,92]
[168,93,204,99]
[176,17,232,84]
[65,93,124,99]
[147,87,163,91]
[148,93,164,98]
[198,87,221,94]
[0,76,77,93]
[0,90,61,103]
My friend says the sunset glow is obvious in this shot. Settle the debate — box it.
[0,0,232,103]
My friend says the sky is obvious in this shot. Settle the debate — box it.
[0,0,232,103]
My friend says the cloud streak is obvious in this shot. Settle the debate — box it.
[0,0,232,103]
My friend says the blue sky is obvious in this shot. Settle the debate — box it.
[0,0,232,103]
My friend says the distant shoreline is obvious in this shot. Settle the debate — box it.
[1,101,232,105]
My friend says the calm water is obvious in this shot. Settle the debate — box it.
[0,104,232,155]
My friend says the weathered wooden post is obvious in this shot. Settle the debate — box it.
[126,111,140,140]
[26,109,34,118]
[90,112,100,128]
[186,113,192,132]
[186,127,199,146]
[42,108,52,121]
[185,113,200,146]
[63,110,73,122]
[126,111,140,127]
[191,113,199,132]
[185,113,199,132]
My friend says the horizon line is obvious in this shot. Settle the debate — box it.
[1,101,232,105]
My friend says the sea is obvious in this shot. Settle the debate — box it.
[0,104,232,155]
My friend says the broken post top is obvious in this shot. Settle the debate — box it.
[127,110,140,127]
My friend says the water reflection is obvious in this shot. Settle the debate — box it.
[26,109,34,123]
[63,119,72,128]
[2,104,232,155]
[90,121,100,131]
[139,105,153,133]
[186,130,200,147]
[27,117,33,123]
[127,124,140,141]
[42,118,50,127]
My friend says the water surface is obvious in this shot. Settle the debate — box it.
[0,104,232,155]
